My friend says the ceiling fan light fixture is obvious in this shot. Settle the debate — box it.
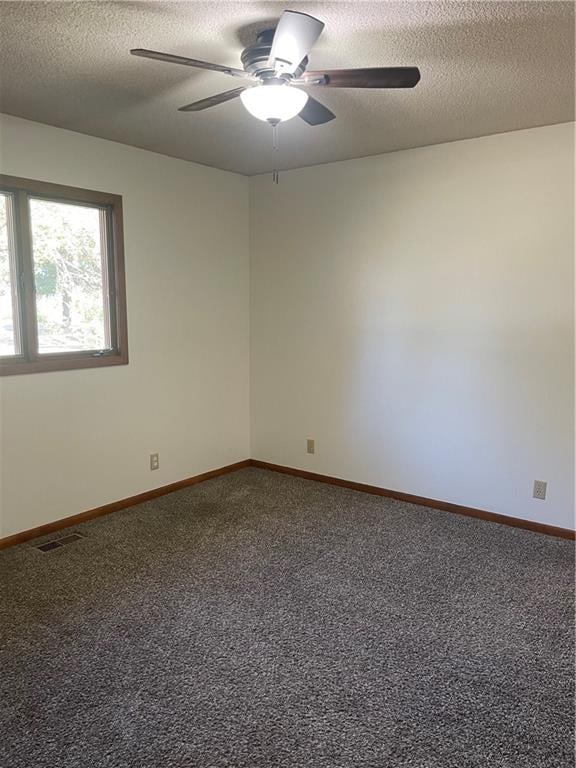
[240,84,308,123]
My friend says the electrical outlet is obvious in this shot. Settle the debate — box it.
[306,439,315,455]
[533,480,547,500]
[150,453,160,471]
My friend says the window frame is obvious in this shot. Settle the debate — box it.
[0,175,128,376]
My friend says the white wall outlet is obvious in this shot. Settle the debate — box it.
[306,438,315,455]
[533,480,547,500]
[150,453,160,471]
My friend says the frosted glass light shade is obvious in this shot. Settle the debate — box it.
[240,85,308,123]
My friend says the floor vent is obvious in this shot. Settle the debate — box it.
[35,533,84,552]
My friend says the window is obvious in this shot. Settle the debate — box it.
[0,175,128,375]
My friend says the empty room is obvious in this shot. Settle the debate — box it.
[0,2,574,766]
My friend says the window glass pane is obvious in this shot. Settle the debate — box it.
[0,193,20,356]
[29,198,110,354]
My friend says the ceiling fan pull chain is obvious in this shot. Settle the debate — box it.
[271,121,280,184]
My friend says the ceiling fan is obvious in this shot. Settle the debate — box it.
[131,9,421,127]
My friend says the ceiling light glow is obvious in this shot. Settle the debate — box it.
[240,85,308,123]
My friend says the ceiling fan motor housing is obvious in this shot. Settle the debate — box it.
[241,29,308,80]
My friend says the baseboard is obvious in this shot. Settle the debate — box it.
[250,460,576,541]
[2,457,573,550]
[0,459,251,550]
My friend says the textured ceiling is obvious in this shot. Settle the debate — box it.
[0,1,573,175]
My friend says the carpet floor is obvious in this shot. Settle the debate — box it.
[0,468,574,768]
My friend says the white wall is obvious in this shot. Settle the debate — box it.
[2,118,573,537]
[0,115,250,537]
[250,123,575,530]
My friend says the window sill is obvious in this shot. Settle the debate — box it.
[0,351,129,376]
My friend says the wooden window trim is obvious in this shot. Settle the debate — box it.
[0,175,128,376]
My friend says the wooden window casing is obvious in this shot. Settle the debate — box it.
[0,175,128,376]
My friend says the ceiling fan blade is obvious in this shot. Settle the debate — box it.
[268,11,324,75]
[298,95,335,126]
[130,49,249,79]
[178,87,247,112]
[302,67,421,88]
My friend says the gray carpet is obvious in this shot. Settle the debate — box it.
[0,468,574,768]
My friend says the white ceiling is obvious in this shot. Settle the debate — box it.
[0,1,573,175]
